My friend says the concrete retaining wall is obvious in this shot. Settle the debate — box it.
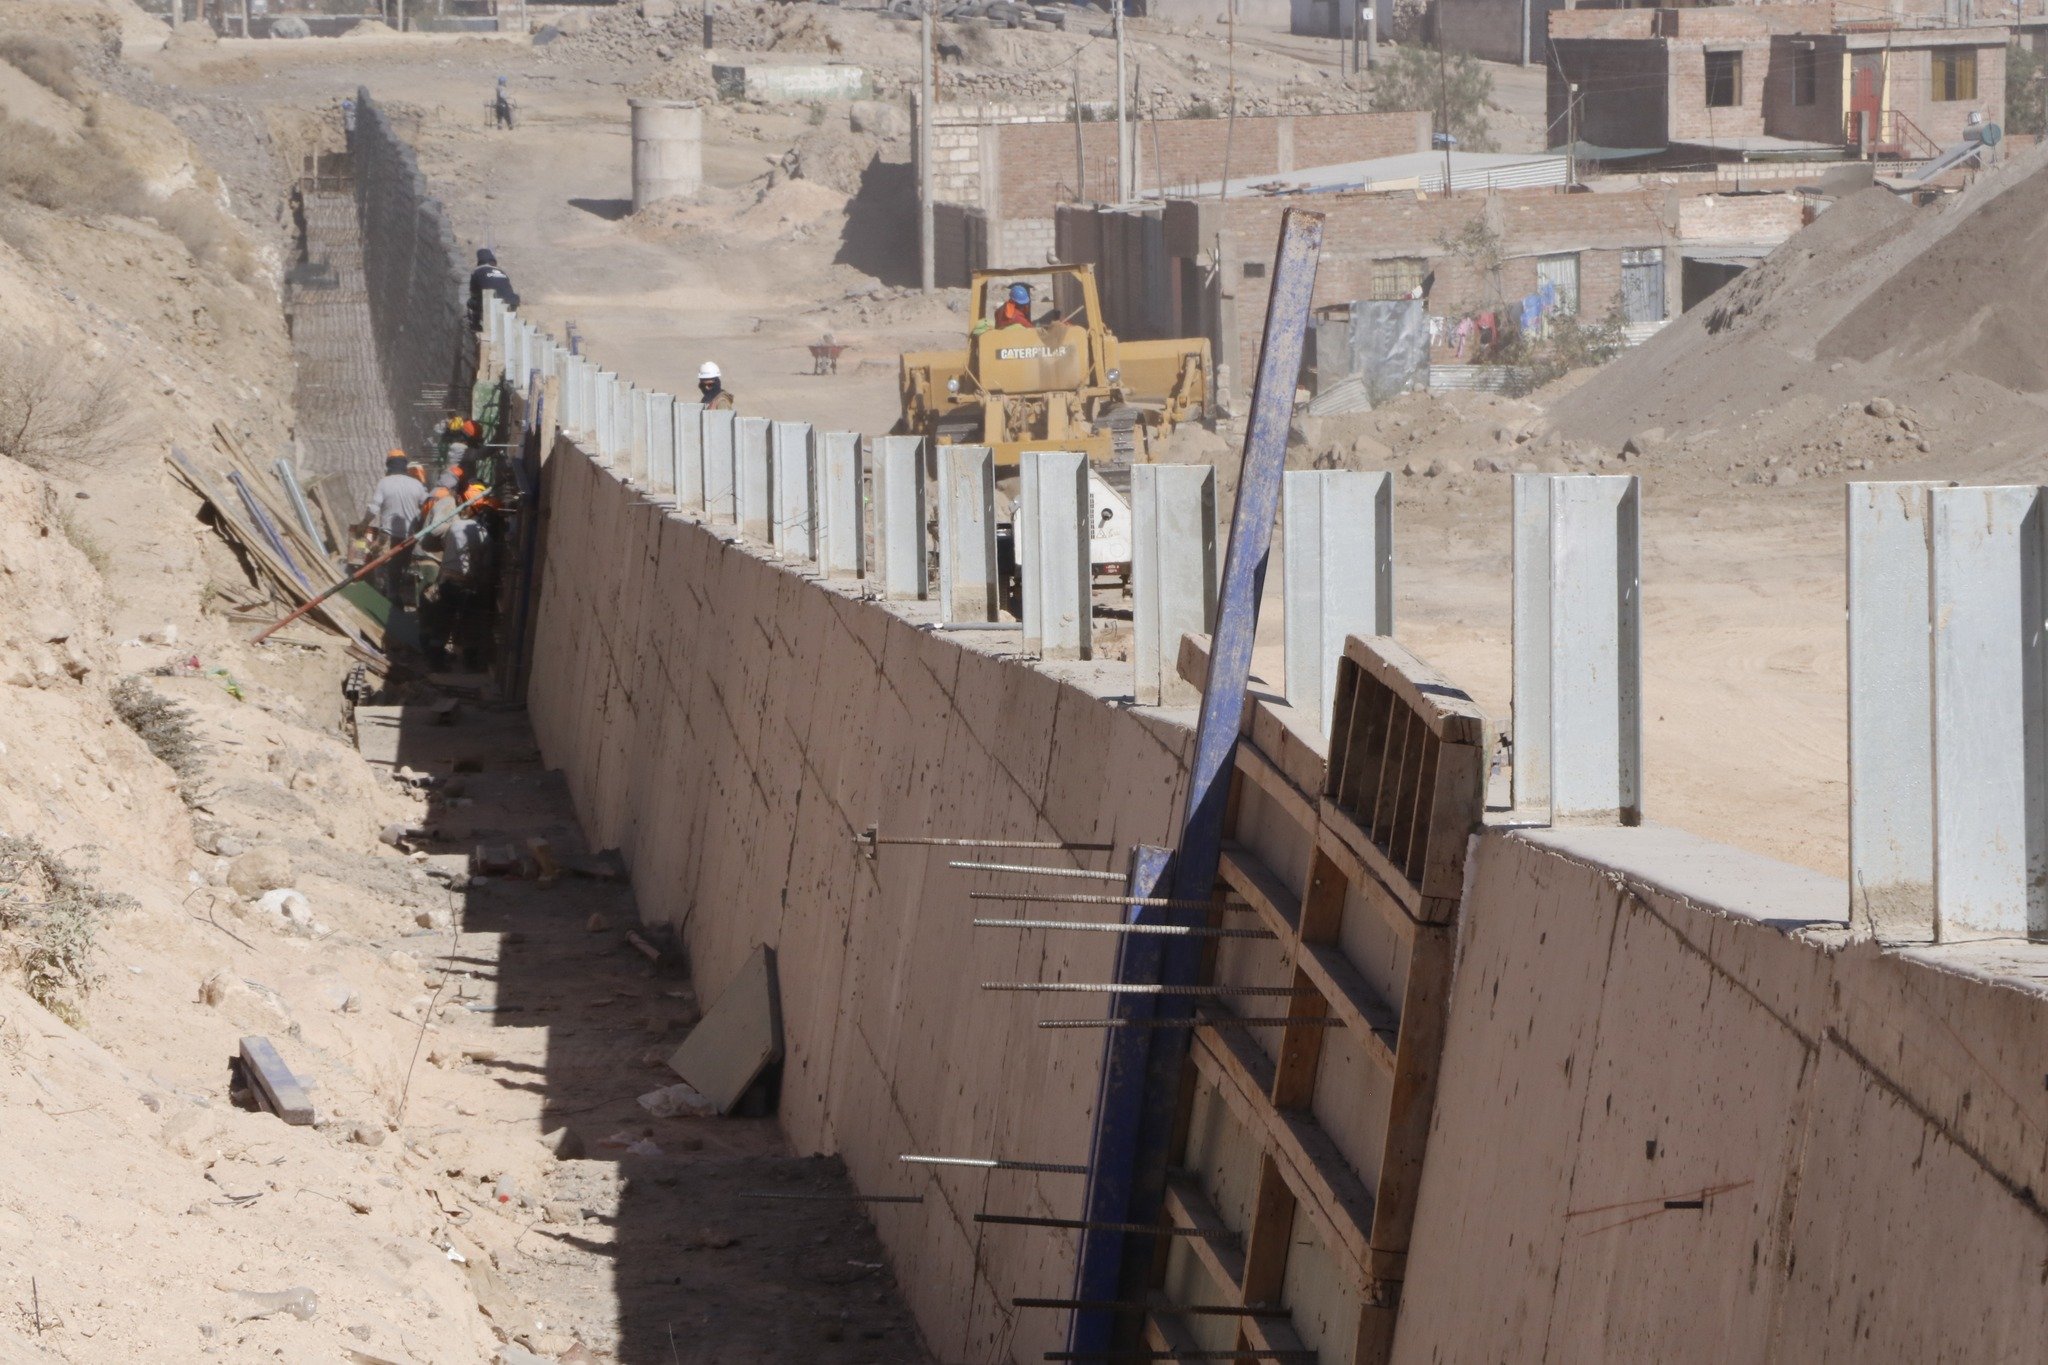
[524,440,1198,1361]
[1395,822,2048,1362]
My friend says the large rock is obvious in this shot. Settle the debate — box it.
[228,847,295,898]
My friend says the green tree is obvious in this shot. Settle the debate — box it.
[1368,43,1498,153]
[2008,44,2045,138]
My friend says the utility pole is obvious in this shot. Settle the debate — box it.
[919,3,935,294]
[1566,82,1579,188]
[1072,64,1087,201]
[1437,39,1453,195]
[1114,0,1130,202]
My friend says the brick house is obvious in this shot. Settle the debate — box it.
[1547,6,2006,161]
[1056,179,1805,402]
[914,101,1431,285]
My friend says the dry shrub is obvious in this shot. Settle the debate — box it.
[0,35,86,104]
[0,109,138,217]
[111,677,208,801]
[0,109,262,283]
[0,336,129,475]
[0,834,127,1026]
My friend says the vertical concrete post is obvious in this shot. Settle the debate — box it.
[874,434,927,600]
[627,387,651,485]
[1847,481,1945,937]
[1511,472,1553,810]
[1281,470,1392,737]
[1929,484,2048,939]
[674,400,706,510]
[937,445,997,622]
[646,393,677,497]
[818,431,864,578]
[594,371,619,460]
[701,408,737,523]
[1132,464,1217,706]
[557,352,578,433]
[735,416,773,542]
[1019,450,1092,659]
[772,420,816,561]
[612,380,635,472]
[1545,474,1642,824]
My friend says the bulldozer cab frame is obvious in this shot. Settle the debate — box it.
[966,266,1111,400]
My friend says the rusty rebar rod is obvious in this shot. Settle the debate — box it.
[975,919,1276,940]
[950,861,1130,882]
[986,983,1316,997]
[1038,1017,1345,1030]
[975,1214,1224,1237]
[901,1154,1089,1175]
[860,828,1116,852]
[970,891,1251,912]
[1014,1298,1290,1318]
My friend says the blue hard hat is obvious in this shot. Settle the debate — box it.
[1009,283,1030,305]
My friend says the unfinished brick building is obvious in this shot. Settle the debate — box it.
[1057,182,1803,398]
[916,102,1431,284]
[1548,6,2006,162]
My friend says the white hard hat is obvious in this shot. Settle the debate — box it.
[697,361,722,381]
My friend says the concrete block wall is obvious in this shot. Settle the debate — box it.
[525,439,1201,1363]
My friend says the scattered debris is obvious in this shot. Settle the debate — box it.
[238,1034,315,1126]
[665,945,783,1115]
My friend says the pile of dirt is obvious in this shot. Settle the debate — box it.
[1542,144,2048,488]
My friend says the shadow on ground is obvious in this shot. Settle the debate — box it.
[570,197,636,221]
[361,695,932,1363]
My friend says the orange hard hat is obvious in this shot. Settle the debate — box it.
[387,448,404,461]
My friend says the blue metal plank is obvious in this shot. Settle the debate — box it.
[1067,207,1325,1353]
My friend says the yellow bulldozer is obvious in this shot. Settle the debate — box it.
[898,263,1210,469]
[896,263,1212,586]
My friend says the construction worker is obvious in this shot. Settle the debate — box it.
[468,248,518,331]
[362,450,427,603]
[993,282,1033,329]
[492,76,515,130]
[697,361,735,410]
[422,487,493,671]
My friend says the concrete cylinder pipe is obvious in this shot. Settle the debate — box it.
[628,98,703,212]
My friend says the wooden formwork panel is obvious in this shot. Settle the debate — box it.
[1149,635,1487,1363]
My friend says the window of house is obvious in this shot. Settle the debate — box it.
[1537,253,1581,315]
[1370,257,1428,300]
[1705,49,1742,108]
[1793,47,1817,106]
[1934,48,1978,102]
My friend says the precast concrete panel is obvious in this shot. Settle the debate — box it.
[819,431,864,578]
[1546,475,1641,824]
[556,352,577,432]
[736,416,773,542]
[772,420,816,561]
[674,401,705,510]
[702,408,737,523]
[1281,469,1392,738]
[1846,481,1945,939]
[1511,472,1552,811]
[646,393,677,497]
[938,444,997,622]
[1019,450,1091,659]
[874,434,926,600]
[1132,464,1218,706]
[1929,484,2048,939]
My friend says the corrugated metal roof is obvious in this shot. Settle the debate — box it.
[1150,150,1570,201]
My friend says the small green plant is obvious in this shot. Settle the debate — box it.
[110,676,207,802]
[0,834,129,1026]
[805,102,827,127]
[1507,306,1631,393]
[1185,99,1220,120]
[2009,43,2045,138]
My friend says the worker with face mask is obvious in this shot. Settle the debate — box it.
[697,361,735,410]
